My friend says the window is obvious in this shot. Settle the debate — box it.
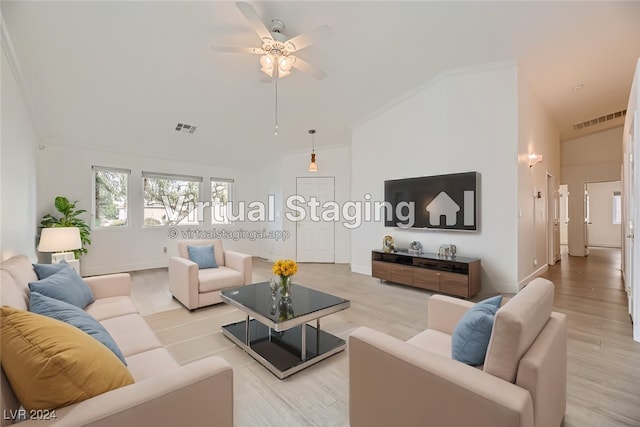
[142,172,202,226]
[92,166,130,228]
[211,178,233,224]
[613,191,622,224]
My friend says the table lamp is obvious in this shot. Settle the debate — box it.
[38,227,82,263]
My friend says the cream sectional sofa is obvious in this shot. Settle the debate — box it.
[0,255,233,427]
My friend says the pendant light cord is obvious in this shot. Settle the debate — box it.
[274,70,279,136]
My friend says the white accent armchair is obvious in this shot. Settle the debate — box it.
[349,278,567,427]
[169,240,252,310]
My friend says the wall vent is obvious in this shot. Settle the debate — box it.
[175,123,197,134]
[573,109,626,130]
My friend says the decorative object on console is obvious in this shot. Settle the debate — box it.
[382,235,395,253]
[408,240,422,255]
[438,243,457,257]
[308,129,318,171]
[272,259,298,297]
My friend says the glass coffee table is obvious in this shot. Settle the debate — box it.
[220,282,350,379]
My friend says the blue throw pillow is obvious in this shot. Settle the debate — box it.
[451,295,503,366]
[29,292,127,365]
[28,268,95,309]
[187,244,218,269]
[33,260,72,279]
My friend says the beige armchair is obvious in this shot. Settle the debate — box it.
[169,239,252,310]
[349,278,567,427]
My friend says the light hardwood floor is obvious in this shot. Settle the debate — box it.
[133,248,640,427]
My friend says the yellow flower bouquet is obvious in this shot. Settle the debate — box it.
[272,259,298,297]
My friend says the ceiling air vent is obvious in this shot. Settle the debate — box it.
[573,109,626,130]
[175,123,197,134]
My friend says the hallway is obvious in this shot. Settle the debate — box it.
[544,247,640,426]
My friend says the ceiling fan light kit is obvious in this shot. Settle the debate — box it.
[210,2,329,136]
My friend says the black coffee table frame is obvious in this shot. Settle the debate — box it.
[220,282,350,379]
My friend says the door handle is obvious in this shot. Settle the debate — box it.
[628,234,635,239]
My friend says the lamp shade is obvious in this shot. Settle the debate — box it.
[38,227,82,252]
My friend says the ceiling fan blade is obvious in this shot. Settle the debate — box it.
[285,25,331,51]
[291,56,327,80]
[210,45,264,55]
[235,2,273,41]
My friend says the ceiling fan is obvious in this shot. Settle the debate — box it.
[210,1,329,80]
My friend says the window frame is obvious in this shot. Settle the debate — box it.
[210,177,234,225]
[91,166,131,229]
[613,191,622,225]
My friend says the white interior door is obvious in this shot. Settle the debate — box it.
[559,185,568,246]
[296,177,335,263]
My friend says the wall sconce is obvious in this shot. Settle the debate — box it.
[528,153,543,168]
[308,129,318,172]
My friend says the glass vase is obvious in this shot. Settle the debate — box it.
[279,275,292,298]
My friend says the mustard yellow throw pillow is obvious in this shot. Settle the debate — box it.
[0,306,134,411]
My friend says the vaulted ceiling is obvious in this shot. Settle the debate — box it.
[3,1,639,169]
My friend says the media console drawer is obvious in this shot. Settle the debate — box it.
[371,250,480,298]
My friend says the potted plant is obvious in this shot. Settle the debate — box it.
[40,196,92,258]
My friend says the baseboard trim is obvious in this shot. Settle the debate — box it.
[82,260,168,277]
[518,264,549,290]
[351,264,370,275]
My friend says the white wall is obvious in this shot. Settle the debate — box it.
[561,126,623,256]
[517,70,561,285]
[351,62,519,295]
[586,181,621,248]
[1,40,39,261]
[37,144,264,276]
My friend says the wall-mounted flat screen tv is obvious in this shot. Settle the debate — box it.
[384,172,479,231]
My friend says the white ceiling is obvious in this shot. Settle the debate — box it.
[3,1,640,169]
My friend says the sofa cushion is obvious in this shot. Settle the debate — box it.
[28,268,95,309]
[198,266,244,293]
[32,260,72,279]
[187,244,218,269]
[0,270,28,311]
[100,314,163,357]
[484,278,554,383]
[0,307,134,411]
[406,329,452,358]
[1,255,37,300]
[29,292,127,365]
[85,296,139,321]
[451,295,502,366]
[125,348,180,382]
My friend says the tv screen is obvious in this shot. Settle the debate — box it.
[384,172,479,230]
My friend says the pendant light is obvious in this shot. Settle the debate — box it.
[308,129,318,172]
